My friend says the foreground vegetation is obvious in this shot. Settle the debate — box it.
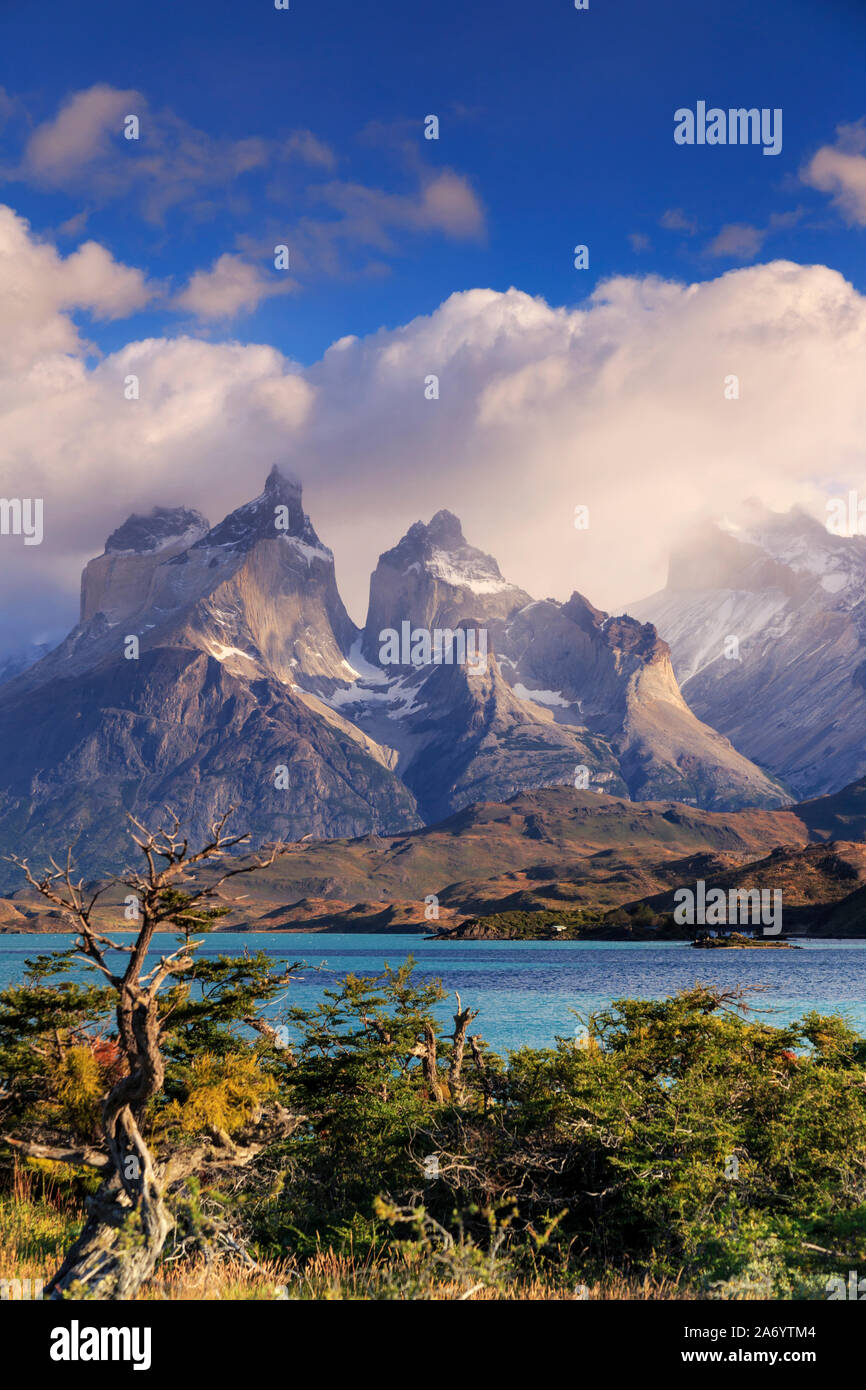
[0,816,864,1301]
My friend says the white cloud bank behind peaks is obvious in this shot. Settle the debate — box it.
[1,201,865,646]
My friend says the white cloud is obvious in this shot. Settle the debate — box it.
[299,264,866,622]
[802,121,866,225]
[24,84,140,183]
[0,205,152,375]
[175,253,294,320]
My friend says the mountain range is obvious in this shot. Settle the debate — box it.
[0,467,799,888]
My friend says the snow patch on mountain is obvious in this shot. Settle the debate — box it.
[281,535,333,565]
[207,642,257,663]
[512,682,571,708]
[426,548,517,595]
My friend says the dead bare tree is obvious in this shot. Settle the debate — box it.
[3,809,300,1300]
[449,993,479,1103]
[408,993,480,1104]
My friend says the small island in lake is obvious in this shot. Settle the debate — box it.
[692,931,800,950]
[426,915,804,945]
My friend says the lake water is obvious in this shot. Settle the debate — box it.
[2,934,865,1054]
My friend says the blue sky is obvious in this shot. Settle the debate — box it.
[2,0,865,363]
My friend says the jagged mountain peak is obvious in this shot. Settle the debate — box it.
[80,506,211,626]
[190,465,325,557]
[105,506,209,556]
[265,461,303,495]
[0,469,800,875]
[408,508,466,549]
[19,464,357,703]
[560,590,608,634]
[382,510,511,590]
[363,511,531,662]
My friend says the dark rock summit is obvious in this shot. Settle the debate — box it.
[105,507,210,555]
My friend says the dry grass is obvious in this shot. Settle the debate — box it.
[0,1169,733,1301]
[0,1193,703,1300]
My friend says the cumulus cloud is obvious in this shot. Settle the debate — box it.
[175,253,294,320]
[300,263,866,622]
[802,120,866,224]
[0,205,152,374]
[2,206,866,649]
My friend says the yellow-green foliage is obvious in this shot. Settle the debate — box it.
[164,1052,277,1136]
[51,1045,105,1137]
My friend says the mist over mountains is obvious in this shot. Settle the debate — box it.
[631,505,866,798]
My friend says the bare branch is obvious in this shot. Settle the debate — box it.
[1,1135,110,1171]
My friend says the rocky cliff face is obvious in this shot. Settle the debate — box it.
[7,467,359,698]
[630,507,866,797]
[80,507,210,623]
[389,631,628,822]
[0,645,420,887]
[498,594,788,809]
[161,466,359,694]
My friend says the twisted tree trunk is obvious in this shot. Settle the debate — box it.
[47,984,172,1300]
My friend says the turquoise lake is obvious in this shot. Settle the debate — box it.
[2,934,865,1054]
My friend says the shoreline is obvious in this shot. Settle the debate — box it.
[0,925,854,942]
